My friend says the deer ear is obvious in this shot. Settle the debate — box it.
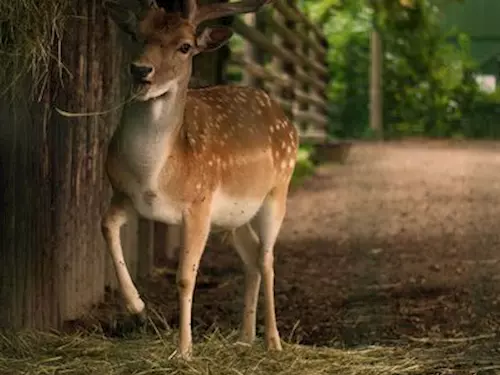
[195,27,233,54]
[104,0,138,37]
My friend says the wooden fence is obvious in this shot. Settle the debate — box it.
[228,0,330,142]
[0,0,330,331]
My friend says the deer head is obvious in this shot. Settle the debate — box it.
[104,0,273,101]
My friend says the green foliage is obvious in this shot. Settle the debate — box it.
[300,0,499,140]
[291,145,316,186]
[379,0,480,138]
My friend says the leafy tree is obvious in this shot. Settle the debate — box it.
[299,0,493,139]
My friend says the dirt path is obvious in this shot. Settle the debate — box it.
[275,142,500,346]
[91,142,500,349]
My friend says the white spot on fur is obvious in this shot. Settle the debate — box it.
[151,100,165,122]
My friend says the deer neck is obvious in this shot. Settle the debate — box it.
[126,83,187,135]
[113,83,188,181]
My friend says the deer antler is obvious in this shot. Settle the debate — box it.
[183,0,198,22]
[184,0,273,25]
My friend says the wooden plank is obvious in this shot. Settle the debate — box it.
[229,54,327,95]
[299,128,328,143]
[241,13,261,87]
[138,219,155,278]
[232,18,328,78]
[290,2,326,44]
[273,0,326,44]
[274,96,293,112]
[166,225,182,261]
[292,17,308,132]
[306,24,329,141]
[266,10,326,58]
[294,109,329,127]
[230,59,328,111]
[295,89,327,110]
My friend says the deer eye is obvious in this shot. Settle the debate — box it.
[178,43,192,54]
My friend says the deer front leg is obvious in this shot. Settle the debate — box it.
[101,193,145,317]
[177,202,211,359]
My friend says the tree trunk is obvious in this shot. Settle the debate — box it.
[370,28,384,140]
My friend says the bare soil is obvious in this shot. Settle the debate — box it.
[81,141,500,352]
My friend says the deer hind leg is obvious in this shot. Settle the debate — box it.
[254,185,288,351]
[230,223,261,344]
[177,201,211,360]
[101,193,145,316]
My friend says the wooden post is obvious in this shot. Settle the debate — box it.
[242,13,259,87]
[267,11,280,104]
[137,219,155,278]
[369,25,383,139]
[167,225,182,259]
[307,28,326,140]
[294,16,309,135]
[319,34,330,138]
[269,2,296,123]
[0,0,128,329]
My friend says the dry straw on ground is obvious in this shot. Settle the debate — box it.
[0,326,498,375]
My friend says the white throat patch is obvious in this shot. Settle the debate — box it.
[145,80,178,102]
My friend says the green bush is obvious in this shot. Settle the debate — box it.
[291,145,316,186]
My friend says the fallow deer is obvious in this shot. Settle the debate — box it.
[101,0,298,359]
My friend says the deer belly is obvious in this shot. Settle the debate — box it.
[210,191,264,229]
[132,189,183,225]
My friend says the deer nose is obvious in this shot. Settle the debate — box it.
[130,63,153,81]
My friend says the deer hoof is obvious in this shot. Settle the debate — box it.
[266,335,283,351]
[132,308,148,328]
[176,348,193,361]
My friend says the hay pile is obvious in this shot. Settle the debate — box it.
[1,327,498,375]
[0,0,69,99]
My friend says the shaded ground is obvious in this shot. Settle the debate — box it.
[79,141,500,358]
